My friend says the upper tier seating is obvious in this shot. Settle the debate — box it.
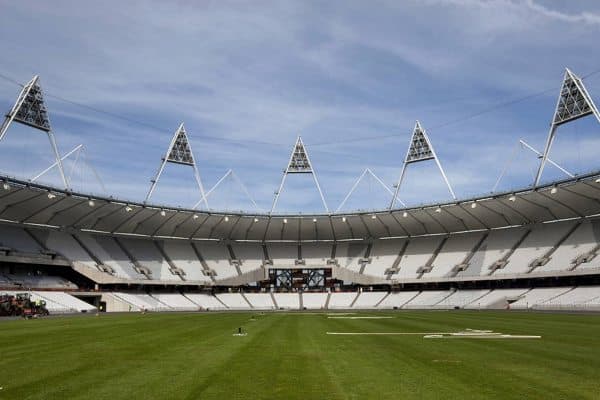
[335,242,368,273]
[120,238,179,281]
[457,227,527,277]
[231,242,264,273]
[160,240,211,282]
[427,232,484,278]
[301,242,332,267]
[363,239,405,278]
[395,236,445,279]
[268,243,298,268]
[77,234,140,279]
[0,225,43,254]
[543,220,600,272]
[34,230,97,268]
[498,221,575,275]
[195,242,237,280]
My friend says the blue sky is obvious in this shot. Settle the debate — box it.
[0,0,599,213]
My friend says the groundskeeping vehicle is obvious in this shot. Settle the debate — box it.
[0,293,49,317]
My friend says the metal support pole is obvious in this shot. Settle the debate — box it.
[31,144,82,182]
[520,140,573,178]
[0,78,31,141]
[47,131,69,190]
[390,163,408,210]
[270,172,288,214]
[534,125,557,187]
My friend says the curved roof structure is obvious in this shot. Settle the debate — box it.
[1,171,599,242]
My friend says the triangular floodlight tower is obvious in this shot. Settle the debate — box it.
[534,68,600,186]
[390,121,456,209]
[194,169,260,211]
[0,75,68,189]
[145,123,208,208]
[493,139,573,192]
[337,168,404,212]
[270,136,328,214]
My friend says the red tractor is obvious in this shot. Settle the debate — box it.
[0,293,49,317]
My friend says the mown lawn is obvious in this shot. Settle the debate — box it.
[1,310,599,399]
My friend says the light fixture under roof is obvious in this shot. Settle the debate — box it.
[160,210,166,216]
[88,200,95,207]
[47,193,56,199]
[254,217,259,222]
[125,205,133,212]
[435,207,442,213]
[312,218,317,223]
[470,202,477,209]
[342,217,347,222]
[371,214,377,219]
[283,218,288,224]
[193,214,199,219]
[595,178,600,183]
[402,211,408,218]
[2,182,9,190]
[550,186,558,194]
[224,216,229,222]
[509,195,516,202]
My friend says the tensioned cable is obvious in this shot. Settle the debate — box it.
[1,67,600,149]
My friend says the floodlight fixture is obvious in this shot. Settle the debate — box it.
[535,68,600,186]
[271,136,328,214]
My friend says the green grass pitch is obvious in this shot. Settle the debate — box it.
[1,311,599,399]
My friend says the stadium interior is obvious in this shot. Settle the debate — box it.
[1,67,600,314]
[0,55,595,321]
